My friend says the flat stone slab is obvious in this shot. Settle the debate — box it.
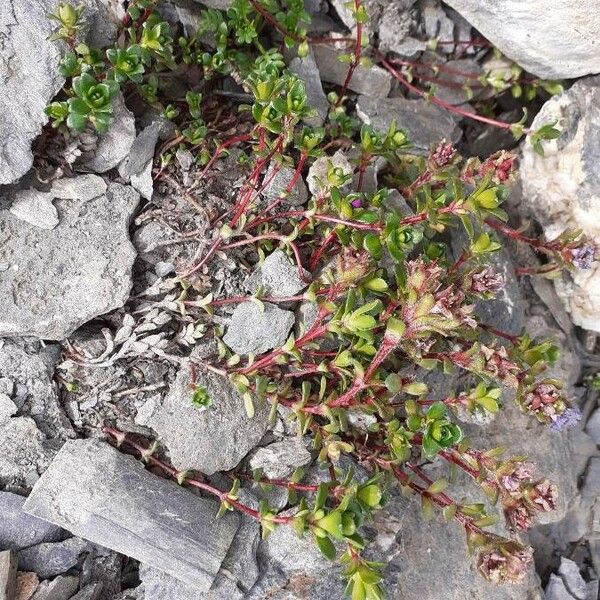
[23,439,240,591]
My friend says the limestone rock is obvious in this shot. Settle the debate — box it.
[0,394,16,424]
[356,95,461,154]
[288,51,329,126]
[520,76,600,332]
[0,340,74,439]
[141,365,270,475]
[585,408,600,445]
[244,250,309,298]
[380,494,544,599]
[306,150,353,195]
[223,303,295,356]
[249,438,312,479]
[23,438,240,590]
[0,181,139,339]
[29,575,78,600]
[0,0,116,184]
[313,44,391,98]
[79,94,136,173]
[261,164,309,207]
[9,191,59,230]
[0,418,47,488]
[17,537,89,579]
[141,513,260,600]
[118,120,161,200]
[0,491,64,551]
[0,0,67,184]
[444,0,600,79]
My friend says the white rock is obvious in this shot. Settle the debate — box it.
[585,408,600,445]
[9,190,58,230]
[520,76,600,332]
[0,181,139,339]
[306,150,353,195]
[80,94,136,173]
[444,0,600,79]
[0,394,17,424]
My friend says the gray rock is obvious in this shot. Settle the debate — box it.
[245,250,309,298]
[356,95,461,154]
[585,408,600,445]
[246,515,345,600]
[142,364,270,475]
[0,393,16,424]
[520,76,600,332]
[306,150,353,195]
[425,58,482,105]
[451,227,525,335]
[0,339,73,439]
[0,0,66,184]
[312,44,391,98]
[51,174,107,201]
[223,303,295,356]
[422,0,455,47]
[23,438,240,590]
[119,120,162,200]
[80,94,136,173]
[545,574,577,600]
[0,418,47,488]
[9,190,59,230]
[130,161,154,200]
[142,502,260,600]
[444,0,600,79]
[378,2,419,56]
[557,557,587,600]
[581,456,600,498]
[0,0,115,184]
[17,537,89,579]
[0,181,139,339]
[191,0,232,8]
[30,575,79,600]
[249,439,312,479]
[261,164,309,207]
[288,52,329,126]
[378,493,544,599]
[0,550,17,600]
[0,491,64,551]
[70,582,103,600]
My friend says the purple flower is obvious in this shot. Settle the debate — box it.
[550,407,582,431]
[351,198,363,209]
[570,245,596,270]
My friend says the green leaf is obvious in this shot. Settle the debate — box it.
[404,382,428,396]
[315,535,336,560]
[427,478,448,494]
[243,392,255,418]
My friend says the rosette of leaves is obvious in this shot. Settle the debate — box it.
[66,73,119,133]
[107,45,146,83]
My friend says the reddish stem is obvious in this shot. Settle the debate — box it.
[376,51,532,134]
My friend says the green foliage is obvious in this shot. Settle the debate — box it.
[47,1,593,596]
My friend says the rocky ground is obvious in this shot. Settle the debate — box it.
[1,1,599,599]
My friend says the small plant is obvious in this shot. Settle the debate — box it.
[49,2,597,598]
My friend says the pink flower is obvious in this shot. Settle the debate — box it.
[469,266,504,296]
[477,544,533,584]
[430,140,456,168]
